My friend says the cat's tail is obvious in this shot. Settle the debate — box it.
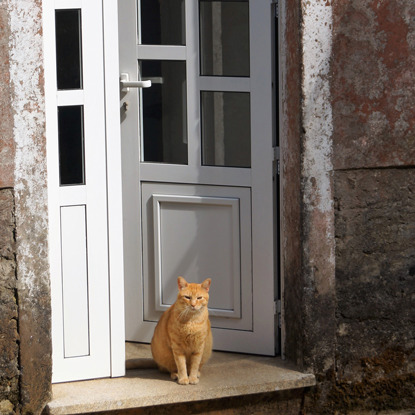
[125,358,158,370]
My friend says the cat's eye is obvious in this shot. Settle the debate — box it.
[197,296,202,300]
[184,295,191,300]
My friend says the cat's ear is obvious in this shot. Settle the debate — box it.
[177,276,188,291]
[201,278,211,292]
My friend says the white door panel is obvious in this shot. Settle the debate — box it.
[46,0,125,382]
[120,0,276,355]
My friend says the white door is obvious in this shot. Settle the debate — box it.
[119,0,276,355]
[46,0,125,382]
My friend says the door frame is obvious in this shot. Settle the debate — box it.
[45,0,281,382]
[102,0,126,377]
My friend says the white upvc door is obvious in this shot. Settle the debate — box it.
[45,0,125,382]
[119,0,276,355]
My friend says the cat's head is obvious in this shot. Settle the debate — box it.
[177,276,211,313]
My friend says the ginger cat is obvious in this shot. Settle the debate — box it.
[151,276,212,385]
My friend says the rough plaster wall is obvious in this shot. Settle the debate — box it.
[0,190,18,414]
[279,0,304,368]
[324,0,415,412]
[335,169,415,380]
[8,0,52,412]
[302,0,415,412]
[300,0,336,375]
[284,0,415,412]
[0,1,14,188]
[0,2,18,414]
[332,0,415,169]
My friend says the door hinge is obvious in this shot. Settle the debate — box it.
[273,146,280,176]
[273,146,280,161]
[271,0,279,19]
[274,300,282,329]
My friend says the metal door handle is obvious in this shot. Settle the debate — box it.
[121,80,152,88]
[142,77,163,84]
[120,73,152,91]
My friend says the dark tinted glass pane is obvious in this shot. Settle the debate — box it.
[200,0,250,77]
[141,60,187,164]
[55,9,83,90]
[201,91,250,167]
[58,106,85,185]
[140,0,185,45]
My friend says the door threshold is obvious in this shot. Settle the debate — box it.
[45,344,315,415]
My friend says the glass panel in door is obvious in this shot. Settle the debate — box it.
[57,105,85,185]
[201,91,251,167]
[199,0,251,168]
[140,60,188,164]
[55,9,83,90]
[139,0,185,45]
[199,0,250,77]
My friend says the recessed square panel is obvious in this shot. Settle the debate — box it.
[141,183,253,331]
[153,194,241,317]
[60,205,90,358]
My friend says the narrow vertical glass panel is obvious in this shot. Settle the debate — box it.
[199,0,250,77]
[201,91,250,167]
[140,0,185,45]
[141,60,188,164]
[58,106,85,185]
[55,9,83,90]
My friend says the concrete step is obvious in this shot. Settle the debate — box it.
[45,343,315,414]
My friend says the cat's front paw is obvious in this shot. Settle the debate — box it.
[178,376,189,385]
[189,375,199,385]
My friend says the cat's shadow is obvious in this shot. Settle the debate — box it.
[125,355,176,383]
[125,367,173,383]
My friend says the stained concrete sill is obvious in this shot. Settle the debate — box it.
[46,344,315,415]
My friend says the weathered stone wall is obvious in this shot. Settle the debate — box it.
[335,170,415,378]
[331,169,415,412]
[0,0,52,414]
[0,2,18,414]
[9,0,52,409]
[331,0,415,171]
[0,1,14,189]
[0,190,18,415]
[296,0,415,413]
[280,0,304,369]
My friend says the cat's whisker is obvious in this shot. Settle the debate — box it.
[178,307,192,320]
